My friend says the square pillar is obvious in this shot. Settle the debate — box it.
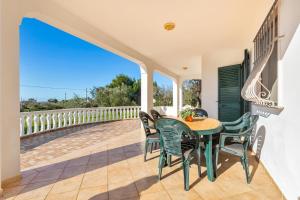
[140,66,153,113]
[172,79,180,116]
[0,0,21,187]
[179,80,183,111]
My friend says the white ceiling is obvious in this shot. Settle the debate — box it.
[51,0,274,77]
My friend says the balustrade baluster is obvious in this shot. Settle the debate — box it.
[26,115,32,135]
[63,112,67,127]
[120,108,123,120]
[33,114,39,133]
[52,113,57,129]
[83,110,86,123]
[46,113,51,130]
[40,114,45,132]
[96,109,99,122]
[87,110,91,123]
[116,108,119,120]
[68,112,72,126]
[104,109,107,121]
[78,111,82,124]
[100,109,103,121]
[91,110,95,122]
[20,115,25,136]
[58,113,63,128]
[73,111,77,125]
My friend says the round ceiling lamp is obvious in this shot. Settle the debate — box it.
[182,66,188,70]
[164,22,175,31]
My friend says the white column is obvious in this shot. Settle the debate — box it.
[140,65,153,113]
[0,0,21,185]
[172,79,180,116]
[179,80,183,111]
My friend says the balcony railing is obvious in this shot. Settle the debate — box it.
[20,106,141,136]
[20,106,173,136]
[241,0,281,108]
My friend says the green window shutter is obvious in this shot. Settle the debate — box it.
[218,65,242,121]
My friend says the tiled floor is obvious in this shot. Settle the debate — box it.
[3,119,284,200]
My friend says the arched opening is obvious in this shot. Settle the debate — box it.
[19,17,144,169]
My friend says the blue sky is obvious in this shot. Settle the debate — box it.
[20,18,172,101]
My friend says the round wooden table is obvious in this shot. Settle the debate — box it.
[179,118,222,181]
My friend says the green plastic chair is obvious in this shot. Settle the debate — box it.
[139,111,160,161]
[155,118,201,191]
[215,114,259,183]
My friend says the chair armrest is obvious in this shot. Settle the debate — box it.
[219,132,245,148]
[144,124,156,129]
[222,117,242,126]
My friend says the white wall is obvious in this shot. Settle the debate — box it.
[201,49,244,118]
[251,1,300,199]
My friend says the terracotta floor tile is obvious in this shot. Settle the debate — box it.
[14,181,54,200]
[30,169,63,183]
[77,185,108,200]
[108,182,139,200]
[60,165,86,179]
[45,190,78,200]
[139,191,171,200]
[50,176,83,194]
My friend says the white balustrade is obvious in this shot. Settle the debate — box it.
[20,106,142,136]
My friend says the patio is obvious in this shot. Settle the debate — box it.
[2,120,283,200]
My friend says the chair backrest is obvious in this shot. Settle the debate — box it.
[150,109,163,121]
[226,112,251,132]
[155,118,192,157]
[193,108,208,117]
[245,115,259,136]
[139,111,154,136]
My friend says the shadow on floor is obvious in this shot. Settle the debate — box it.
[89,176,158,200]
[5,141,147,198]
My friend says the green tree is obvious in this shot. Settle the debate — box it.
[183,80,201,107]
[153,82,173,106]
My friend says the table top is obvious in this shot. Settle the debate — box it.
[179,117,222,135]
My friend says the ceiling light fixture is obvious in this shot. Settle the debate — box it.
[164,22,175,31]
[182,67,188,70]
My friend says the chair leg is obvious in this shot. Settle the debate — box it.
[196,147,201,177]
[182,158,190,191]
[240,157,245,169]
[150,143,153,153]
[167,155,172,167]
[243,156,250,184]
[214,146,219,177]
[158,153,166,180]
[144,140,149,162]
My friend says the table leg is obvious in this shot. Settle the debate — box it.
[197,136,201,177]
[204,135,215,182]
